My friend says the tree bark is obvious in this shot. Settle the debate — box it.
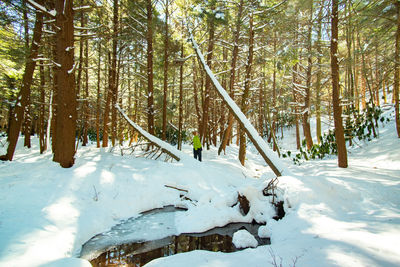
[162,0,169,141]
[111,0,119,146]
[270,31,277,151]
[22,94,32,148]
[316,3,323,143]
[102,51,112,147]
[76,0,84,144]
[39,61,46,153]
[395,1,400,137]
[146,0,155,135]
[331,0,348,168]
[293,18,301,150]
[23,0,32,149]
[302,0,314,150]
[293,62,301,150]
[53,0,77,168]
[1,0,44,161]
[193,58,202,132]
[178,42,184,150]
[218,0,244,155]
[82,8,89,146]
[96,42,101,148]
[238,13,254,166]
[201,9,216,147]
[46,91,53,153]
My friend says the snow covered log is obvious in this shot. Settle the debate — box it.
[188,28,286,177]
[116,104,188,162]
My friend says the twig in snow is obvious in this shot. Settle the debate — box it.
[93,185,99,201]
[164,185,189,193]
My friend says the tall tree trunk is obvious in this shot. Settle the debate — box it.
[293,18,301,150]
[96,42,101,148]
[23,94,32,148]
[82,39,89,146]
[23,0,32,149]
[316,2,323,143]
[39,61,46,153]
[75,0,84,147]
[201,9,216,147]
[302,0,314,150]
[146,0,155,135]
[353,28,360,111]
[269,32,277,149]
[53,0,77,168]
[23,0,29,49]
[46,90,53,152]
[82,10,89,146]
[178,42,184,150]
[331,0,348,168]
[345,0,355,111]
[344,0,355,147]
[51,41,57,154]
[111,0,119,146]
[258,64,264,137]
[218,0,244,155]
[162,0,169,141]
[395,0,400,137]
[293,63,301,150]
[102,51,112,147]
[238,13,254,166]
[1,1,44,161]
[374,43,380,107]
[193,58,202,132]
[220,46,228,140]
[361,70,367,110]
[358,33,377,137]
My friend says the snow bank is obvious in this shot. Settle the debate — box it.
[0,137,278,267]
[232,229,258,248]
[0,106,399,267]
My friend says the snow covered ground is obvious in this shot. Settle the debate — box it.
[0,107,399,267]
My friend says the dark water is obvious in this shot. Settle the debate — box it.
[90,222,270,267]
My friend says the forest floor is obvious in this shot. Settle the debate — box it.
[0,107,399,267]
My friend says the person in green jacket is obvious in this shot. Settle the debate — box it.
[192,131,202,161]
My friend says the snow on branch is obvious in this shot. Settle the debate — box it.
[73,6,92,12]
[116,104,190,163]
[43,29,56,35]
[187,25,287,177]
[32,57,50,62]
[27,0,56,17]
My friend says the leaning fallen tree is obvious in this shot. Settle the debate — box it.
[116,104,188,162]
[187,27,287,177]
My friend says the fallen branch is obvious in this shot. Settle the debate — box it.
[116,104,189,162]
[164,185,189,193]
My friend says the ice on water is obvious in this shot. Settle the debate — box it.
[80,206,184,260]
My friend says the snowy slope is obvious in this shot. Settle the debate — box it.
[0,108,399,267]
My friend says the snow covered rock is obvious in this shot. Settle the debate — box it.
[257,225,270,238]
[232,229,258,249]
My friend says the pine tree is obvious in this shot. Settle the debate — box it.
[331,0,348,168]
[53,0,77,168]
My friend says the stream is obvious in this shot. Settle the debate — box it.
[80,206,270,266]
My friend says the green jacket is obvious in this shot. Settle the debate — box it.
[193,135,202,150]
